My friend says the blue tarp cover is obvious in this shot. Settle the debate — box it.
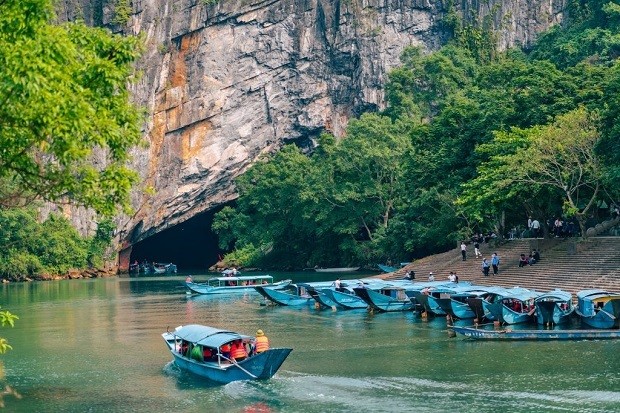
[172,325,250,348]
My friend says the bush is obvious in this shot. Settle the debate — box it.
[0,209,114,279]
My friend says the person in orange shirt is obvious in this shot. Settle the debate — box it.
[220,342,232,361]
[254,330,269,354]
[230,339,248,362]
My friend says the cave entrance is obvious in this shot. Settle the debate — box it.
[130,205,227,273]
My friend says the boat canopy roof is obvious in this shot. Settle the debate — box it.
[576,289,615,299]
[171,324,250,348]
[535,289,572,302]
[500,288,541,301]
[208,275,273,282]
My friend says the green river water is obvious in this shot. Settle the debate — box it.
[1,273,619,412]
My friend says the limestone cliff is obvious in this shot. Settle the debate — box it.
[56,0,566,259]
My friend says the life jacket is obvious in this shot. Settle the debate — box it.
[220,343,231,355]
[255,336,269,353]
[230,342,247,360]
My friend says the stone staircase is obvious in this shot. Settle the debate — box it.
[379,237,620,295]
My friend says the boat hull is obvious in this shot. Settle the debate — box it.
[186,279,291,295]
[320,288,368,309]
[535,300,574,325]
[353,287,413,312]
[315,267,360,273]
[254,286,313,306]
[452,325,620,341]
[168,346,292,383]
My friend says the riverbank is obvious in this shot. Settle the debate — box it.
[1,266,117,283]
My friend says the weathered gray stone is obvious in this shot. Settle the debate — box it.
[56,0,567,248]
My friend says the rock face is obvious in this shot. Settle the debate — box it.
[57,0,566,252]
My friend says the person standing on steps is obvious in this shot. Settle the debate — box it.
[481,258,490,277]
[491,252,500,275]
[461,241,467,261]
[474,240,481,258]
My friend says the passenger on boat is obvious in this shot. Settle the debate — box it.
[191,345,203,361]
[333,278,341,290]
[203,346,214,361]
[255,329,269,354]
[220,342,232,361]
[185,275,193,283]
[230,340,248,362]
[179,340,189,356]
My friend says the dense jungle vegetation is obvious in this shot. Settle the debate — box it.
[214,0,620,269]
[0,0,143,281]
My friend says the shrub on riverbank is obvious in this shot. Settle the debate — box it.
[0,209,113,281]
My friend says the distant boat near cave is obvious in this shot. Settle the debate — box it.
[314,267,360,273]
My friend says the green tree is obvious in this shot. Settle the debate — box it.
[0,0,143,215]
[459,108,605,237]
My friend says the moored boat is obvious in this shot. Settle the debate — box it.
[486,287,541,324]
[534,289,575,326]
[408,283,471,316]
[186,275,291,295]
[255,281,334,306]
[153,262,178,274]
[162,324,292,384]
[377,264,398,273]
[451,324,620,341]
[314,267,360,273]
[434,286,496,319]
[575,289,620,329]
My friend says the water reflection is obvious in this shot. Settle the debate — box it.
[1,277,620,412]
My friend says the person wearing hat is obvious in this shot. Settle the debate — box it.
[428,272,435,281]
[254,329,269,354]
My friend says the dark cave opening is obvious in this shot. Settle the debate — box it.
[129,205,228,272]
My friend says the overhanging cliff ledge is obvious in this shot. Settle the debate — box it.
[57,0,566,259]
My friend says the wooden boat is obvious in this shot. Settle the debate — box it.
[408,283,471,316]
[352,280,431,312]
[314,267,360,273]
[255,281,334,306]
[317,279,390,309]
[221,268,240,276]
[451,325,620,341]
[534,289,575,326]
[465,286,516,321]
[434,286,496,319]
[185,275,291,295]
[377,262,410,273]
[320,288,368,309]
[153,262,178,274]
[354,285,415,312]
[377,264,398,273]
[162,324,292,384]
[486,287,541,324]
[575,289,620,329]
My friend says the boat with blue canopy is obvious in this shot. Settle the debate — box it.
[486,287,541,324]
[575,289,620,329]
[185,275,291,295]
[407,282,474,317]
[451,324,620,341]
[316,279,391,309]
[534,289,575,326]
[464,286,516,321]
[434,285,497,319]
[161,324,292,384]
[255,281,335,306]
[354,280,453,312]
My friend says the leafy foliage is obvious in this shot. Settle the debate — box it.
[216,0,620,268]
[0,307,18,354]
[0,0,143,216]
[0,209,114,280]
